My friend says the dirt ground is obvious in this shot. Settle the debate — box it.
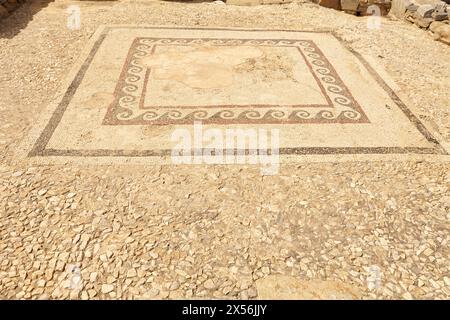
[0,0,449,299]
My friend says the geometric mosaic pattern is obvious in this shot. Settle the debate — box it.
[103,38,369,125]
[22,26,447,161]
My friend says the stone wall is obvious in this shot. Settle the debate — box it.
[318,0,392,15]
[316,0,450,45]
[390,0,450,45]
[0,0,25,20]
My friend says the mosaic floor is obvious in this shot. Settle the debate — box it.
[21,26,449,163]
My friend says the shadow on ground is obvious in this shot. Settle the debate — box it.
[0,0,54,39]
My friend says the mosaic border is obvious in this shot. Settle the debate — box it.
[27,26,447,157]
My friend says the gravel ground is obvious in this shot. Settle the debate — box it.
[0,0,449,299]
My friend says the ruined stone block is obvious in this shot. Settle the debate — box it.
[417,4,436,17]
[414,15,434,27]
[432,11,449,20]
[340,0,360,13]
[430,20,450,44]
[389,0,413,18]
[358,0,392,16]
[319,0,342,10]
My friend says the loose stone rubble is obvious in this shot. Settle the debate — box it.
[390,0,450,44]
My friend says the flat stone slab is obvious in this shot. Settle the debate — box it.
[20,26,449,164]
[256,276,363,299]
